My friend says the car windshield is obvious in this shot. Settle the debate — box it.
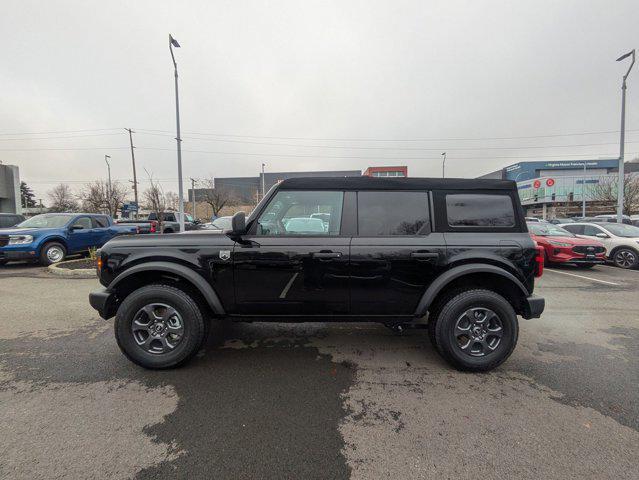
[528,223,575,237]
[15,214,75,229]
[601,223,639,238]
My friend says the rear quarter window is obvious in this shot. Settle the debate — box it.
[433,191,522,232]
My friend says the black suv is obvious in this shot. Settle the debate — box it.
[90,177,544,371]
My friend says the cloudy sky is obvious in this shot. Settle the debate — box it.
[1,0,638,200]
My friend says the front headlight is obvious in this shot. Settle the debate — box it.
[8,235,33,245]
[549,240,571,247]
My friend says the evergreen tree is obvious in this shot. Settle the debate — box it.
[20,181,37,208]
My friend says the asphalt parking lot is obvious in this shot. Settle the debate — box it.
[1,263,638,479]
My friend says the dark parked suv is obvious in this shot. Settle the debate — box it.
[90,177,544,371]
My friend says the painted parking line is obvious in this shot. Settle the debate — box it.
[599,264,639,274]
[545,269,621,286]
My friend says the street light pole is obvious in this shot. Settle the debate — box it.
[616,49,635,223]
[582,162,587,217]
[441,152,446,178]
[261,163,266,199]
[169,34,185,232]
[105,155,112,193]
[190,177,196,219]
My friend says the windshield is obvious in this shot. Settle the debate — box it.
[528,223,575,237]
[16,214,75,229]
[602,223,639,238]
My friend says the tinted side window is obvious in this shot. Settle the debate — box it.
[358,191,430,236]
[583,225,603,236]
[256,190,343,236]
[93,216,108,228]
[562,224,584,235]
[73,217,93,229]
[446,194,515,227]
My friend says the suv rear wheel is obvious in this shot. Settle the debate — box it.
[430,289,518,372]
[114,284,206,369]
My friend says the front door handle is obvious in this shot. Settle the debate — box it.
[410,252,439,262]
[311,251,342,261]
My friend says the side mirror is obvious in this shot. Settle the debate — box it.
[230,211,246,235]
[595,233,609,239]
[71,224,84,231]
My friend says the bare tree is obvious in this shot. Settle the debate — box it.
[589,174,639,215]
[48,183,79,212]
[200,178,237,217]
[143,171,167,232]
[164,191,180,211]
[79,180,128,217]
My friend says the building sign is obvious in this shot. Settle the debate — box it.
[533,180,541,189]
[504,159,618,182]
[546,178,555,187]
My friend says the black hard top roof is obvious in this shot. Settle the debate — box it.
[277,176,516,191]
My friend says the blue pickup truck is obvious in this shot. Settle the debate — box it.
[0,213,138,266]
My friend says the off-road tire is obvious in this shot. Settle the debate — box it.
[431,289,518,372]
[115,284,206,369]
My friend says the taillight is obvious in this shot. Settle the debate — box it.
[150,221,157,233]
[535,245,544,278]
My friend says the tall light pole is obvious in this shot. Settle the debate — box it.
[261,163,266,199]
[582,161,587,217]
[441,152,446,178]
[616,49,635,223]
[169,34,185,232]
[190,177,196,219]
[104,155,112,193]
[125,128,139,217]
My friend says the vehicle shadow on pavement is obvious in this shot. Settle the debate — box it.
[1,319,377,480]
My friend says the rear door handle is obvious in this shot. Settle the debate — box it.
[410,252,439,262]
[311,251,342,260]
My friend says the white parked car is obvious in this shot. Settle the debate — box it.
[562,222,639,269]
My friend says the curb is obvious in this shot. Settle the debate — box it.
[48,259,97,279]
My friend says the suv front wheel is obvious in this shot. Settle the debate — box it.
[430,289,518,372]
[114,284,206,369]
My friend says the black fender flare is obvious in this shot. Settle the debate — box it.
[108,261,225,315]
[414,263,529,316]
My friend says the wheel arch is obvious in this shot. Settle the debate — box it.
[38,236,68,253]
[608,244,639,259]
[415,264,530,318]
[108,262,225,316]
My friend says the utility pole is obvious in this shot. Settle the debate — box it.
[441,152,446,178]
[616,49,635,223]
[261,163,266,199]
[190,177,196,219]
[125,128,139,217]
[169,34,185,233]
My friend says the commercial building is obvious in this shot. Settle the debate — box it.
[363,166,408,177]
[0,164,21,214]
[479,159,639,216]
[190,169,361,205]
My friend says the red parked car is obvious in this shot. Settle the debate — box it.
[527,222,606,268]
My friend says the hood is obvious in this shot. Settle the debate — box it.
[102,230,235,250]
[0,227,59,237]
[531,234,604,246]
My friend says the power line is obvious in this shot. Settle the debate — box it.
[135,127,639,142]
[0,128,122,136]
[134,132,639,152]
[0,132,125,141]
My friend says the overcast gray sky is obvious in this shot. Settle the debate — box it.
[1,0,638,200]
